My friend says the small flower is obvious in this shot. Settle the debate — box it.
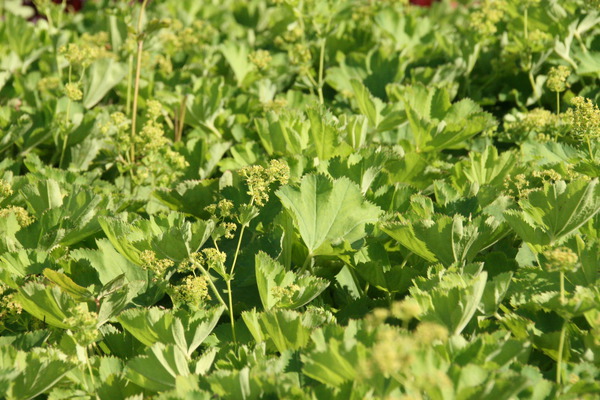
[217,199,234,218]
[0,179,13,198]
[249,50,272,70]
[566,96,600,140]
[202,248,227,271]
[289,43,312,65]
[543,246,578,273]
[271,284,301,304]
[146,100,163,119]
[0,206,35,227]
[170,275,210,308]
[220,222,237,239]
[65,303,99,346]
[391,299,422,322]
[239,160,290,206]
[65,82,83,101]
[414,322,448,344]
[140,250,174,278]
[372,327,415,376]
[37,76,61,92]
[546,66,571,93]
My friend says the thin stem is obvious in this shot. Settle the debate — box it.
[59,65,73,169]
[556,321,566,385]
[126,55,133,116]
[299,254,312,274]
[586,137,595,162]
[85,347,96,389]
[130,0,150,166]
[556,92,560,116]
[560,271,565,305]
[226,279,236,342]
[316,27,328,105]
[528,71,538,101]
[524,7,528,41]
[195,262,227,308]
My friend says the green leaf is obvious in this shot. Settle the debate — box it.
[7,352,74,400]
[82,58,127,109]
[241,309,314,352]
[301,321,370,387]
[255,252,328,310]
[16,282,77,329]
[276,174,382,255]
[411,272,488,335]
[118,307,224,357]
[382,214,508,267]
[306,107,338,161]
[43,269,94,302]
[220,42,253,87]
[504,179,600,248]
[350,79,383,128]
[126,344,191,392]
[19,179,63,217]
[70,239,146,286]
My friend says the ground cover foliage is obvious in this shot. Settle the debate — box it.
[0,0,600,398]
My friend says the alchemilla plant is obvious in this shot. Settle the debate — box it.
[1,0,600,398]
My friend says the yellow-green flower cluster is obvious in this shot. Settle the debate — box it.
[271,284,301,304]
[504,108,563,142]
[0,179,13,199]
[546,66,571,93]
[64,82,83,101]
[65,303,99,346]
[140,250,175,278]
[543,246,579,273]
[160,20,217,53]
[469,0,506,36]
[391,299,422,322]
[202,248,227,271]
[59,34,112,68]
[249,50,272,70]
[37,76,61,92]
[0,206,35,227]
[567,96,600,140]
[526,29,552,53]
[0,283,23,326]
[503,173,534,199]
[220,222,237,239]
[288,43,312,66]
[275,25,304,47]
[170,275,210,308]
[414,321,448,345]
[371,326,415,376]
[239,160,290,206]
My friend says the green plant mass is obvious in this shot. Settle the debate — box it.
[2,0,600,398]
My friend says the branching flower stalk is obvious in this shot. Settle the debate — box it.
[130,0,151,172]
[544,246,578,385]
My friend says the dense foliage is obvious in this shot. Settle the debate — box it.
[1,0,600,398]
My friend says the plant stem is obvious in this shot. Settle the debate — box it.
[317,35,327,105]
[556,92,560,116]
[586,137,595,162]
[225,279,236,342]
[85,347,96,389]
[524,7,528,41]
[126,55,133,116]
[556,270,567,385]
[195,262,227,308]
[556,321,566,385]
[559,271,565,305]
[130,0,150,167]
[59,65,73,169]
[299,254,312,274]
